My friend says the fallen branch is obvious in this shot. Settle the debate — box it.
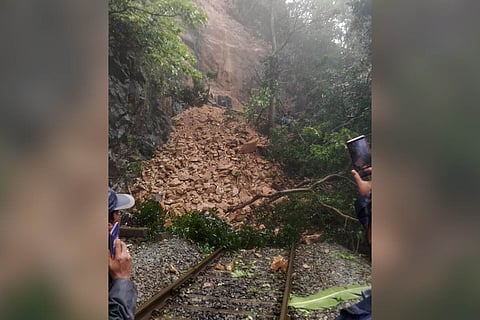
[226,174,358,223]
[227,194,273,213]
[318,201,357,221]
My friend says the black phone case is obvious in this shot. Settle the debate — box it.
[347,136,371,177]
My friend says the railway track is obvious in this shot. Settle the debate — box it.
[135,246,296,320]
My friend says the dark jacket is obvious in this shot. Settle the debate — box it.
[354,193,371,231]
[336,289,371,320]
[335,193,372,320]
[109,279,137,320]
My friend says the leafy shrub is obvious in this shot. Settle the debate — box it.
[176,76,209,106]
[169,209,277,251]
[244,86,272,125]
[170,209,231,248]
[139,195,368,254]
[268,126,357,178]
[137,200,165,239]
[250,190,369,254]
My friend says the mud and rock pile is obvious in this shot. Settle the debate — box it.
[131,105,294,223]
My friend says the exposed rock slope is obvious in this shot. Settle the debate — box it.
[184,0,269,110]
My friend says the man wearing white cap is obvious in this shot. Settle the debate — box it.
[108,188,137,320]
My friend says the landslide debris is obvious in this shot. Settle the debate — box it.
[131,104,294,223]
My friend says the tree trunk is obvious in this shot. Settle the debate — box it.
[267,0,278,133]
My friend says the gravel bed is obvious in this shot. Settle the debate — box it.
[126,238,371,318]
[290,242,371,320]
[126,237,206,306]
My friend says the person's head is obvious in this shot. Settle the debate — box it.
[108,188,135,228]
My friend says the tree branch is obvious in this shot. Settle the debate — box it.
[318,201,357,221]
[226,173,358,223]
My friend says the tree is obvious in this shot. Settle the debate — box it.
[109,0,207,94]
[236,0,372,212]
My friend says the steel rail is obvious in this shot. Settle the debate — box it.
[279,244,296,320]
[135,247,224,320]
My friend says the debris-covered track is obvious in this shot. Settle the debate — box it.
[135,246,295,320]
[135,248,224,320]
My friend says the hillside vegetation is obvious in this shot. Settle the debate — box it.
[109,0,371,253]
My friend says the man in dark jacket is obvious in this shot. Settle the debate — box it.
[108,188,137,320]
[336,168,372,320]
[109,238,137,320]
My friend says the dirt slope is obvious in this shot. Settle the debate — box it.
[184,0,269,110]
[131,104,294,223]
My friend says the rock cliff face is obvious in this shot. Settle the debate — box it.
[109,0,268,186]
[109,49,175,186]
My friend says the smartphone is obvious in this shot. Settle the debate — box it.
[346,135,371,178]
[109,222,120,258]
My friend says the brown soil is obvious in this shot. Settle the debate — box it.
[185,0,269,110]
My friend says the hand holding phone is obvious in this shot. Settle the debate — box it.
[108,238,133,280]
[351,169,372,196]
[346,135,371,178]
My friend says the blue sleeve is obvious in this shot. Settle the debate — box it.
[354,193,371,231]
[109,279,137,320]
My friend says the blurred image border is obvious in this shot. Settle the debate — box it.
[373,0,480,319]
[0,1,107,319]
[1,0,480,319]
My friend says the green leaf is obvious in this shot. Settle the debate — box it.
[288,284,370,310]
[230,270,251,278]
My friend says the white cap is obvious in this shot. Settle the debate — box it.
[108,188,135,213]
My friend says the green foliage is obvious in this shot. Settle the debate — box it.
[251,190,369,254]
[167,209,285,250]
[268,126,357,178]
[123,160,142,185]
[230,270,252,278]
[252,199,308,247]
[109,0,207,94]
[308,128,356,172]
[331,251,359,261]
[137,200,165,239]
[173,75,210,106]
[137,190,368,253]
[289,284,371,310]
[244,86,272,124]
[198,243,215,255]
[243,0,372,253]
[170,209,232,249]
[238,0,371,185]
[234,223,275,249]
[260,120,371,254]
[239,0,371,136]
[206,70,218,80]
